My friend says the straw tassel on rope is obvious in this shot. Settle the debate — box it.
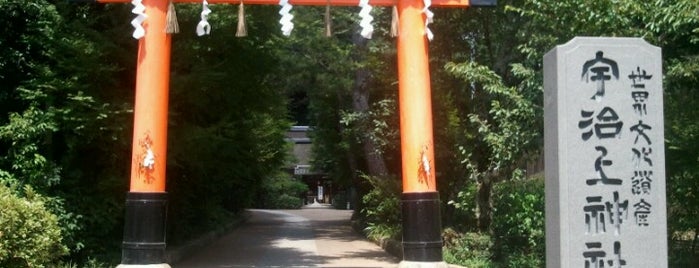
[236,0,247,37]
[165,0,180,34]
[324,1,332,37]
[390,6,398,37]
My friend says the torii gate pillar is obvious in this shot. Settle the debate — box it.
[396,2,496,267]
[117,0,172,267]
[395,0,442,265]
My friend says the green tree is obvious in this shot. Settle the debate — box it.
[266,6,401,217]
[432,0,697,265]
[0,1,133,261]
[429,0,542,230]
[0,184,68,267]
[0,1,294,264]
[164,4,292,243]
[507,1,699,264]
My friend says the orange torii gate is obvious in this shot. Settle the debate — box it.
[89,0,495,267]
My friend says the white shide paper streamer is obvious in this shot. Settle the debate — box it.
[278,0,294,36]
[196,0,212,36]
[358,0,374,39]
[423,0,434,40]
[130,0,147,39]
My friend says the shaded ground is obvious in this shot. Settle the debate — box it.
[174,207,399,267]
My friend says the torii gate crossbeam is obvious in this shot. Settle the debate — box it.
[90,0,496,267]
[98,0,471,6]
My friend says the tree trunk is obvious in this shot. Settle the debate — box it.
[476,179,493,231]
[352,31,389,177]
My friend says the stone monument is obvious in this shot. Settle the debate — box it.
[544,37,667,268]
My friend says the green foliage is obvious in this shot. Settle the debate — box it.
[439,1,697,265]
[668,171,699,238]
[446,182,479,229]
[501,253,544,268]
[0,1,292,263]
[0,0,62,189]
[0,106,59,187]
[54,258,112,268]
[445,176,545,267]
[502,0,699,265]
[258,174,308,209]
[0,184,68,267]
[667,171,699,267]
[363,222,401,242]
[264,175,309,198]
[264,6,401,187]
[442,228,495,268]
[269,194,304,209]
[267,7,359,185]
[443,59,539,232]
[657,2,699,265]
[445,61,538,177]
[160,4,292,246]
[339,98,400,158]
[360,175,401,240]
[0,0,694,266]
[0,1,130,262]
[491,176,545,267]
[332,192,350,209]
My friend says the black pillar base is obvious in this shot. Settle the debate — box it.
[401,191,443,262]
[121,192,168,265]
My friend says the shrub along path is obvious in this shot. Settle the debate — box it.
[174,207,399,267]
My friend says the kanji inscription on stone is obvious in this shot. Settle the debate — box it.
[544,37,667,268]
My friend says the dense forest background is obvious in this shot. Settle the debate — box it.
[0,0,697,267]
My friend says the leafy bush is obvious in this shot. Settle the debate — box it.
[0,184,68,267]
[258,173,308,209]
[502,253,544,268]
[364,222,401,242]
[447,182,480,230]
[360,175,401,240]
[269,194,304,209]
[491,176,545,267]
[332,191,350,209]
[54,258,113,268]
[669,239,698,267]
[667,171,699,267]
[442,228,494,268]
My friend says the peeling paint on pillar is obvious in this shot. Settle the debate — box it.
[134,133,157,185]
[129,131,164,193]
[417,143,433,188]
